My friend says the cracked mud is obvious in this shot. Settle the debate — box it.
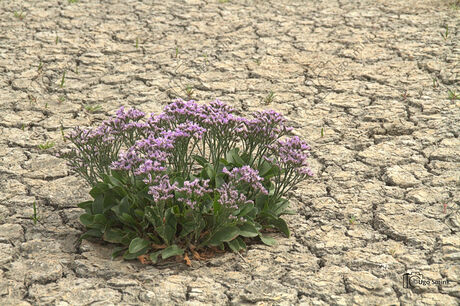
[0,0,459,305]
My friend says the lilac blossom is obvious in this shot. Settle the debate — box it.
[268,136,313,176]
[136,135,175,153]
[145,112,172,136]
[115,106,145,122]
[222,166,268,195]
[239,110,292,142]
[134,159,167,176]
[148,175,177,202]
[217,183,254,210]
[110,147,142,171]
[176,179,212,210]
[101,107,146,135]
[163,99,204,123]
[161,121,206,141]
[200,99,239,127]
[177,179,212,197]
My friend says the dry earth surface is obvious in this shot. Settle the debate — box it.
[0,0,459,305]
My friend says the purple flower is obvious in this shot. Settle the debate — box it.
[240,110,293,142]
[101,107,146,135]
[222,166,268,195]
[111,147,142,171]
[148,175,177,202]
[161,121,207,141]
[217,183,254,209]
[163,99,204,122]
[115,106,145,122]
[136,135,175,152]
[267,136,313,177]
[134,159,166,175]
[146,113,172,136]
[177,179,212,197]
[200,100,239,127]
[184,199,197,209]
[176,179,212,210]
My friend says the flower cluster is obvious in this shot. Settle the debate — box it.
[161,121,206,142]
[244,110,292,141]
[268,136,314,177]
[148,175,178,202]
[217,183,253,210]
[111,147,142,171]
[61,99,315,261]
[176,179,212,209]
[223,166,268,195]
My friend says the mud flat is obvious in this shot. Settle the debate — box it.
[0,0,459,305]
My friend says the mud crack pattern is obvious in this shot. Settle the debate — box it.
[0,0,459,305]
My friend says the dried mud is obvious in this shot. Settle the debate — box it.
[0,0,459,305]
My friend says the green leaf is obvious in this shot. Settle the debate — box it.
[134,209,144,218]
[233,155,245,167]
[215,175,225,188]
[80,228,102,240]
[237,237,247,249]
[77,201,93,213]
[218,158,229,166]
[212,198,222,215]
[80,213,94,227]
[145,206,162,228]
[192,154,208,167]
[205,164,215,180]
[123,247,149,260]
[255,194,269,211]
[225,149,235,163]
[238,223,259,237]
[129,237,150,254]
[89,182,109,199]
[93,214,107,224]
[280,209,296,216]
[227,237,247,252]
[226,148,244,166]
[273,199,290,217]
[208,226,240,246]
[161,244,184,259]
[111,170,126,182]
[147,233,162,245]
[260,210,277,220]
[259,234,277,246]
[103,192,119,212]
[227,239,241,252]
[163,208,177,244]
[88,214,107,230]
[111,196,130,217]
[258,160,273,177]
[120,231,137,245]
[92,194,104,214]
[227,237,246,253]
[108,175,124,188]
[120,213,138,227]
[238,203,254,217]
[179,220,196,238]
[149,250,162,263]
[111,246,127,260]
[103,228,125,244]
[271,217,290,237]
[111,185,127,198]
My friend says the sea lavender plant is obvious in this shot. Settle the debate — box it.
[60,99,314,263]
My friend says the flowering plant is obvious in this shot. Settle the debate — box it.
[61,99,313,263]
